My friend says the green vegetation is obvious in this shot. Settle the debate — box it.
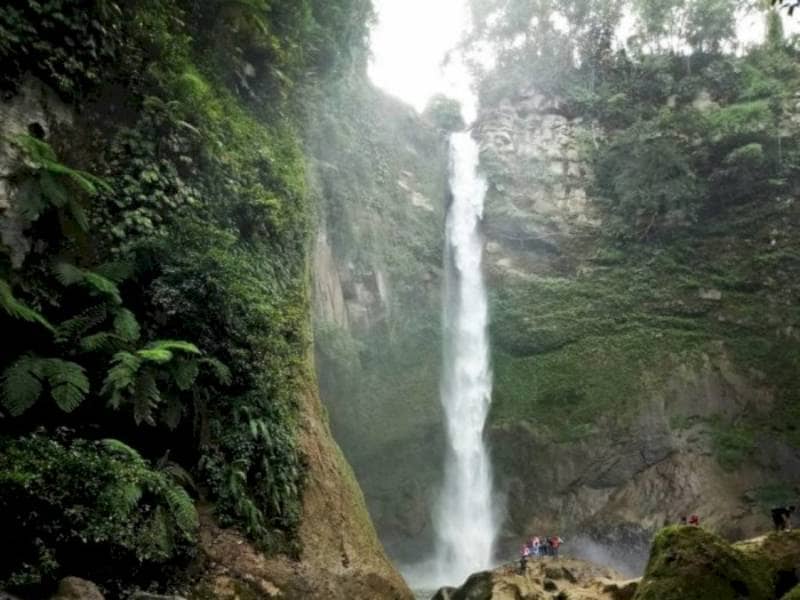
[0,435,197,593]
[634,526,774,600]
[0,0,374,594]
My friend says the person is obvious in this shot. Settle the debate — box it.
[519,543,530,573]
[550,535,563,558]
[679,515,688,526]
[772,506,796,532]
[688,514,700,527]
[531,536,540,558]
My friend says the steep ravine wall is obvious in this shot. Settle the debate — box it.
[476,82,800,571]
[309,76,450,563]
[313,77,800,577]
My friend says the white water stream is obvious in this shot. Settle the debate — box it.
[432,130,497,585]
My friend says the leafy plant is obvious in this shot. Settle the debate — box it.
[10,135,111,232]
[1,356,89,416]
[103,339,230,427]
[0,435,197,590]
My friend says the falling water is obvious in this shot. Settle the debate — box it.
[433,130,497,585]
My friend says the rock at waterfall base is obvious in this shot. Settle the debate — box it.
[432,557,638,600]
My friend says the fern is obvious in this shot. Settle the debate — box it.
[54,263,122,304]
[100,438,146,462]
[44,359,89,412]
[103,351,143,409]
[80,331,124,352]
[1,356,44,416]
[200,357,232,386]
[13,135,112,195]
[173,360,199,391]
[163,484,199,534]
[94,260,134,284]
[133,371,161,426]
[1,356,88,415]
[56,304,108,343]
[0,279,55,332]
[113,308,141,342]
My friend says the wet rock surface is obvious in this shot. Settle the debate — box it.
[432,556,637,600]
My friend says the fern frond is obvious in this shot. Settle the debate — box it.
[40,171,69,207]
[133,371,161,426]
[1,356,44,416]
[158,458,198,492]
[56,304,108,343]
[137,348,174,363]
[200,357,232,386]
[79,331,124,353]
[68,199,90,232]
[102,351,142,406]
[54,263,122,304]
[42,359,89,412]
[173,359,199,391]
[163,484,198,535]
[95,260,134,284]
[113,308,141,342]
[160,395,184,430]
[100,438,145,462]
[0,279,55,332]
[146,340,201,355]
[14,135,111,196]
[138,340,200,364]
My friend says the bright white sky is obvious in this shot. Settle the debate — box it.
[368,0,473,115]
[368,0,800,116]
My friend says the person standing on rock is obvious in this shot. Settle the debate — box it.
[771,505,796,531]
[550,535,563,558]
[520,542,530,573]
[531,536,541,558]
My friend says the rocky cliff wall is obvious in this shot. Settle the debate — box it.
[475,81,800,571]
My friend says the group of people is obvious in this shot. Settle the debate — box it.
[519,535,564,572]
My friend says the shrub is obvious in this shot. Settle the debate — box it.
[0,435,197,592]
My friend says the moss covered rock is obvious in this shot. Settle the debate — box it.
[634,526,774,600]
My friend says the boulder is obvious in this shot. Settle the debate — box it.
[50,577,104,600]
[633,526,774,600]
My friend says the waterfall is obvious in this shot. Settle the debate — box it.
[433,130,497,585]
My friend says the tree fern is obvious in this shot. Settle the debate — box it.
[200,357,232,386]
[103,351,143,409]
[100,438,146,462]
[55,304,108,343]
[44,359,90,413]
[133,371,161,426]
[13,134,112,195]
[173,359,199,391]
[113,308,141,342]
[1,356,44,416]
[0,279,54,332]
[1,356,88,415]
[54,263,122,304]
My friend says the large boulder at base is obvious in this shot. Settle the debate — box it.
[736,531,800,597]
[437,556,630,600]
[633,526,774,600]
[50,577,104,600]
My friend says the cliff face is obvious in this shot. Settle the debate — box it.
[0,2,411,597]
[308,75,449,562]
[475,75,800,570]
[312,52,800,578]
